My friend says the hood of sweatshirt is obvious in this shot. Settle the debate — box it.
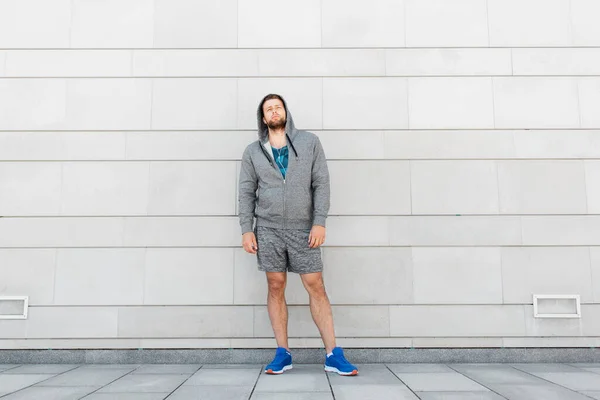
[257,97,299,143]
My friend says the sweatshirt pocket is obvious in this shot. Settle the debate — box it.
[256,186,283,219]
[287,186,313,221]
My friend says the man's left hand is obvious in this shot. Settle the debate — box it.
[308,225,326,248]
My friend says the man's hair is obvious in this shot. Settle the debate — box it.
[259,93,286,120]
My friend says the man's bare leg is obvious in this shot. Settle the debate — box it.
[266,272,289,350]
[300,272,336,353]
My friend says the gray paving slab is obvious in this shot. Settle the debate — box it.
[449,364,507,369]
[570,364,600,368]
[184,367,260,386]
[416,392,506,400]
[2,364,80,374]
[580,367,600,375]
[0,365,21,372]
[388,364,455,373]
[451,364,543,384]
[167,385,254,400]
[83,395,170,400]
[533,371,600,391]
[98,374,189,393]
[395,372,490,392]
[332,384,419,400]
[0,374,55,393]
[78,364,141,370]
[35,368,132,387]
[250,393,334,400]
[131,364,201,375]
[254,364,330,392]
[511,363,584,373]
[0,386,96,400]
[328,364,401,385]
[202,364,263,369]
[488,383,593,400]
[0,362,598,399]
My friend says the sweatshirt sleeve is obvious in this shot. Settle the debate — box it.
[311,136,331,227]
[238,146,258,234]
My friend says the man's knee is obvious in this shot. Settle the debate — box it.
[267,273,287,294]
[302,274,326,297]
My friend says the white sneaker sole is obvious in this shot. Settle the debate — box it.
[265,364,293,374]
[324,365,358,376]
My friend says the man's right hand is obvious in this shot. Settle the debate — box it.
[242,232,258,254]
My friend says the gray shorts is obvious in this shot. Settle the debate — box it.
[255,226,323,274]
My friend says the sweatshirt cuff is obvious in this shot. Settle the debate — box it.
[241,222,254,235]
[312,215,327,227]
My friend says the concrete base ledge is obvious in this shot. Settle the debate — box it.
[1,348,600,364]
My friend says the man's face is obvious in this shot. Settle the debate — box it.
[262,99,286,130]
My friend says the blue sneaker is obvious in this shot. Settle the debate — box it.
[324,347,358,376]
[265,347,293,374]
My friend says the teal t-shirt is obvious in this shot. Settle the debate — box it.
[271,145,289,179]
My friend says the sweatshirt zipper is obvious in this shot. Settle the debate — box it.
[260,138,296,230]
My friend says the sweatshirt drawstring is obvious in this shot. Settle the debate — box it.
[286,133,299,159]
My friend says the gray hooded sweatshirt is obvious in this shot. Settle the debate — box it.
[238,100,330,235]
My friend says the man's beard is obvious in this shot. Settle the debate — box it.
[267,117,286,130]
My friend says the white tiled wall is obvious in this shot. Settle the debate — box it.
[70,0,155,48]
[322,0,405,47]
[0,0,599,349]
[404,0,489,47]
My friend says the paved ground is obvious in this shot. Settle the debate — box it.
[1,363,600,399]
